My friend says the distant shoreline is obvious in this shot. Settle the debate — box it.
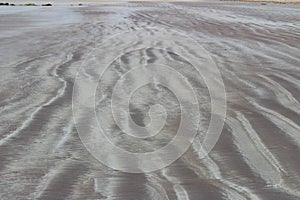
[224,0,300,3]
[1,0,300,5]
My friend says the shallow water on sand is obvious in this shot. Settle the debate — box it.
[0,2,300,200]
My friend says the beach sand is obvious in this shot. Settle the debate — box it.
[0,2,300,200]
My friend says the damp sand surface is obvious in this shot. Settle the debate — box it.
[0,2,300,200]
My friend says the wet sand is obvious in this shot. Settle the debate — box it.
[0,2,300,200]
